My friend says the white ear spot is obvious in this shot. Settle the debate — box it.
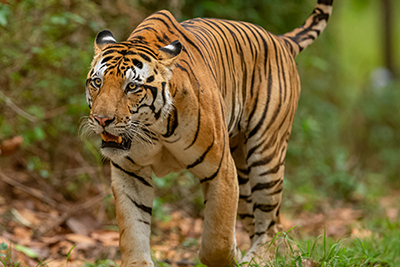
[159,40,182,58]
[101,36,117,43]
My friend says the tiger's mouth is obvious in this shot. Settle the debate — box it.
[101,131,131,150]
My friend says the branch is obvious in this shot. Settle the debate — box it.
[33,192,107,237]
[0,90,38,122]
[0,172,60,209]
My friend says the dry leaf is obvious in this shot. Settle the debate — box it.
[40,235,64,245]
[66,215,97,236]
[0,136,23,156]
[352,228,372,239]
[386,208,398,221]
[91,230,119,246]
[65,233,96,245]
[13,227,31,245]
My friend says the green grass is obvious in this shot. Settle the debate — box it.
[234,223,399,267]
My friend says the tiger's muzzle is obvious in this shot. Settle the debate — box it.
[101,131,132,150]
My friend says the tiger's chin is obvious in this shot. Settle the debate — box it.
[100,131,132,158]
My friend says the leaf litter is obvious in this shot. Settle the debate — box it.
[1,169,399,266]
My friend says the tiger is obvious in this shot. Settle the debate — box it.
[83,0,333,266]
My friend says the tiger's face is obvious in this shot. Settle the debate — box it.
[83,30,181,156]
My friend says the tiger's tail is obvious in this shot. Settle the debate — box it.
[281,0,333,58]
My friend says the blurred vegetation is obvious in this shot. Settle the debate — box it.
[0,0,399,227]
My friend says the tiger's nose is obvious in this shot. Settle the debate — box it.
[93,116,115,127]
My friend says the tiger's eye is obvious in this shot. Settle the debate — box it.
[128,83,135,90]
[93,78,102,87]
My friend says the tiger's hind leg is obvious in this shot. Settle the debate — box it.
[230,136,255,244]
[241,131,288,263]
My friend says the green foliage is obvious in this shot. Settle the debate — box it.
[0,4,11,27]
[15,244,39,259]
[0,242,48,267]
[233,225,399,267]
[0,242,7,257]
[0,2,400,265]
[0,0,102,186]
[66,245,76,263]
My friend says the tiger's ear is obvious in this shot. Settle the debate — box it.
[94,30,117,55]
[158,40,182,67]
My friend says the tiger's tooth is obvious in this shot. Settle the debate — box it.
[117,136,122,144]
[101,132,108,142]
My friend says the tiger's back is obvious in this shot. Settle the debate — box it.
[131,13,302,138]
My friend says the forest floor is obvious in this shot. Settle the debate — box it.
[1,167,399,267]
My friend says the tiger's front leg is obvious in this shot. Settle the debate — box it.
[111,163,154,267]
[199,152,242,267]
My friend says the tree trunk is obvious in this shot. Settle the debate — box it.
[381,0,396,78]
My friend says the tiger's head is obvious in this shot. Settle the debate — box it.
[83,30,181,156]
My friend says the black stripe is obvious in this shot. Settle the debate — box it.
[199,20,228,95]
[251,179,281,193]
[239,213,254,219]
[239,195,252,203]
[159,13,217,81]
[238,175,249,185]
[234,21,256,59]
[101,56,114,64]
[241,22,269,76]
[200,136,226,184]
[246,141,264,161]
[247,59,273,140]
[267,187,283,196]
[161,82,167,107]
[259,162,284,176]
[187,24,219,78]
[290,10,330,45]
[237,167,250,175]
[187,135,214,169]
[138,219,150,226]
[132,59,143,69]
[133,26,158,35]
[248,152,274,169]
[260,37,283,137]
[254,231,267,236]
[102,49,119,57]
[162,106,178,138]
[126,194,152,215]
[103,44,128,50]
[146,75,155,83]
[125,156,135,165]
[253,203,279,213]
[128,43,158,58]
[185,107,201,150]
[112,162,152,187]
[248,138,282,168]
[139,53,151,62]
[268,220,276,229]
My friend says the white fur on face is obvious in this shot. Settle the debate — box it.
[124,64,151,91]
[93,61,108,80]
[85,61,108,107]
